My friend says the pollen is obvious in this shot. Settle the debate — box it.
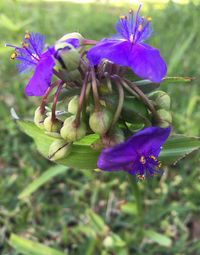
[138,24,143,32]
[120,15,126,20]
[129,9,133,14]
[158,161,162,168]
[138,174,145,181]
[140,156,146,164]
[24,32,30,40]
[150,155,157,161]
[10,51,17,60]
[147,16,152,22]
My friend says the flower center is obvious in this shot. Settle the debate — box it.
[139,155,146,164]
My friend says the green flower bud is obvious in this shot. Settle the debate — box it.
[48,140,72,161]
[102,127,125,147]
[89,108,112,135]
[55,41,80,71]
[157,109,172,127]
[149,91,171,110]
[58,33,84,44]
[43,116,63,132]
[34,107,45,129]
[68,96,79,114]
[60,116,86,142]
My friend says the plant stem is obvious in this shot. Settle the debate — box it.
[40,80,61,114]
[91,67,101,111]
[51,81,64,122]
[74,72,90,127]
[128,175,144,243]
[110,76,124,127]
[123,78,161,123]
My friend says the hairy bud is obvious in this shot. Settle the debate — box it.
[48,140,72,161]
[43,116,63,132]
[89,108,112,135]
[68,96,79,114]
[60,116,86,142]
[34,107,45,129]
[157,109,172,127]
[149,91,171,110]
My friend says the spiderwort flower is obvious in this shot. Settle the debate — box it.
[97,126,171,179]
[6,32,55,96]
[6,32,80,96]
[87,4,167,83]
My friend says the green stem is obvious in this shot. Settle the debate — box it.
[128,175,144,243]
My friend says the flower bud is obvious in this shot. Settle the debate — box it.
[43,116,63,132]
[48,140,72,161]
[58,33,84,45]
[89,108,112,135]
[102,127,125,147]
[149,91,171,110]
[55,45,80,71]
[34,107,45,129]
[157,109,172,128]
[60,116,86,142]
[68,96,79,114]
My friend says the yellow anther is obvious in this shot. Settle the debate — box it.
[140,156,146,164]
[129,9,133,14]
[138,174,145,181]
[150,155,157,161]
[120,15,125,20]
[138,24,143,32]
[24,32,30,40]
[158,161,162,168]
[147,16,152,22]
[21,42,28,48]
[10,51,17,60]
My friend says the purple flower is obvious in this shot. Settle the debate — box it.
[97,126,171,178]
[87,4,167,83]
[7,32,55,96]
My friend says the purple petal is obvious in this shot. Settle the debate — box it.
[25,51,55,96]
[87,39,130,66]
[129,43,167,83]
[97,126,171,171]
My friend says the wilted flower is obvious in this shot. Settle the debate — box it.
[97,126,171,179]
[87,4,167,83]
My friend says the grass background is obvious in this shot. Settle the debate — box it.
[0,0,200,254]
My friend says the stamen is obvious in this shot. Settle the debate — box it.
[138,24,143,32]
[140,156,146,164]
[24,32,30,40]
[147,16,152,22]
[10,51,17,60]
[149,155,157,161]
[158,161,162,168]
[120,15,125,20]
[137,174,145,180]
[129,9,133,14]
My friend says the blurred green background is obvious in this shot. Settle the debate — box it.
[0,0,200,254]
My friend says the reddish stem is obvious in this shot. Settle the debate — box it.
[51,81,64,122]
[40,80,61,114]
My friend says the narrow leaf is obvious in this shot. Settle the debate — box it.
[160,134,200,164]
[9,234,65,255]
[145,230,172,247]
[18,165,68,199]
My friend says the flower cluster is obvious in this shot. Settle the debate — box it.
[7,5,172,180]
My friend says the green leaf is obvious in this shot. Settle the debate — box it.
[9,234,65,255]
[17,120,200,169]
[17,120,100,170]
[120,202,137,215]
[162,76,194,85]
[160,135,200,164]
[18,165,68,199]
[145,230,172,247]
